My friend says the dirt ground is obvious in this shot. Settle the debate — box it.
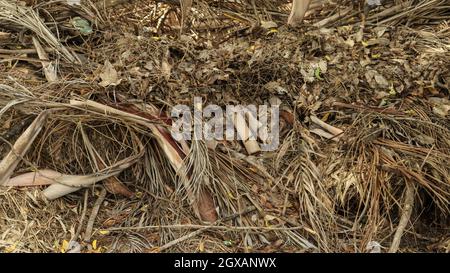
[0,0,449,253]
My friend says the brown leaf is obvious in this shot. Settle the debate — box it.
[196,191,218,223]
[99,60,121,87]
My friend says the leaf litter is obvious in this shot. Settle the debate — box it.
[0,0,448,253]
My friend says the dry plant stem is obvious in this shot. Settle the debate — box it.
[314,7,352,27]
[389,182,416,253]
[376,0,434,26]
[4,169,61,186]
[0,48,52,54]
[233,112,261,155]
[72,189,89,244]
[32,37,57,82]
[366,1,412,22]
[0,55,45,64]
[332,102,404,115]
[69,100,152,125]
[157,206,257,251]
[107,224,305,232]
[41,158,138,200]
[310,128,339,142]
[0,111,48,185]
[310,115,343,136]
[83,187,107,243]
[180,0,193,34]
[158,227,207,252]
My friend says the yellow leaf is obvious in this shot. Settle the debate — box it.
[199,241,204,252]
[92,240,97,250]
[389,86,397,96]
[61,240,69,253]
[371,53,381,59]
[321,112,330,122]
[5,243,17,253]
[99,230,110,235]
[227,192,236,199]
[135,192,143,198]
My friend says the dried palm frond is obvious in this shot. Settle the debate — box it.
[275,130,337,251]
[328,99,450,249]
[0,0,77,63]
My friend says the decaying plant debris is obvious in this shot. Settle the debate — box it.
[0,0,449,253]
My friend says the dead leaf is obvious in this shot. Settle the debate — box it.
[429,97,450,118]
[99,60,121,87]
[196,191,218,223]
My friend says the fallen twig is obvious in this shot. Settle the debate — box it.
[389,182,416,253]
[310,115,343,137]
[83,187,107,243]
[71,189,89,246]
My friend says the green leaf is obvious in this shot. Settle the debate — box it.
[314,67,323,80]
[71,17,93,36]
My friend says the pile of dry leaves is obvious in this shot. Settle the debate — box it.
[0,0,448,253]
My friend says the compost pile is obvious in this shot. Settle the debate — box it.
[0,0,449,253]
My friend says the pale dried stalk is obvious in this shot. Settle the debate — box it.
[389,182,416,253]
[310,128,339,142]
[83,188,107,242]
[313,7,352,28]
[310,115,343,136]
[180,0,193,33]
[41,158,138,200]
[0,111,49,185]
[233,112,261,155]
[32,37,57,82]
[288,0,312,26]
[4,169,61,186]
